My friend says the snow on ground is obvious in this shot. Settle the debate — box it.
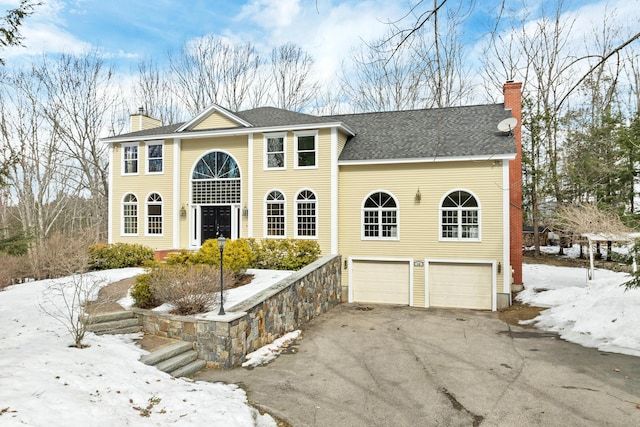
[242,330,301,368]
[0,268,277,427]
[3,255,639,425]
[521,262,640,357]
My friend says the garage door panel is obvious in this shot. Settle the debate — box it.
[429,262,492,310]
[352,260,410,305]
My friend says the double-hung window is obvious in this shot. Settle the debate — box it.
[146,193,163,235]
[265,190,285,237]
[440,190,480,241]
[122,193,138,235]
[294,131,317,168]
[265,133,286,169]
[362,191,398,239]
[295,190,317,238]
[122,143,139,174]
[147,142,163,173]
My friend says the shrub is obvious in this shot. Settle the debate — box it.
[0,253,30,289]
[249,238,321,270]
[147,264,234,315]
[30,232,92,279]
[188,238,253,275]
[88,243,155,270]
[165,249,196,265]
[130,273,159,309]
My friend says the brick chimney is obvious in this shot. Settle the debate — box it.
[130,107,162,132]
[504,81,523,286]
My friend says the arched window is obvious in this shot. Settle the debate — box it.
[295,190,317,238]
[146,193,163,235]
[122,193,138,235]
[265,190,285,237]
[440,190,480,240]
[191,151,241,204]
[362,191,398,239]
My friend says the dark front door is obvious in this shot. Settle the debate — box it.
[201,206,232,244]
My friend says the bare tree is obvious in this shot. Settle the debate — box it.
[270,43,319,112]
[33,51,122,240]
[0,68,74,244]
[168,35,263,114]
[342,1,473,113]
[135,58,185,125]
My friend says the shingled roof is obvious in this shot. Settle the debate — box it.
[330,103,516,162]
[235,107,331,127]
[104,103,516,162]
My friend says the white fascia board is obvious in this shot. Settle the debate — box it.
[502,160,510,293]
[339,153,517,166]
[176,104,253,132]
[100,122,354,145]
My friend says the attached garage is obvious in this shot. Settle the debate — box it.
[427,261,494,310]
[350,259,411,305]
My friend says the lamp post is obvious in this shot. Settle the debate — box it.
[217,235,226,315]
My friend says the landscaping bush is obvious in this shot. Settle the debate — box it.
[248,238,321,270]
[130,273,159,309]
[88,243,155,270]
[146,264,234,315]
[179,238,253,275]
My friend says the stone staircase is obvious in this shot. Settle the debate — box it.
[85,311,142,335]
[140,341,207,378]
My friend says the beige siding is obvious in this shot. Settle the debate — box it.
[250,128,333,254]
[192,112,239,130]
[110,139,175,250]
[129,114,161,132]
[337,131,348,157]
[338,160,506,307]
[179,136,249,248]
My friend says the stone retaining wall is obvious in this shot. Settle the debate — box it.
[133,254,341,368]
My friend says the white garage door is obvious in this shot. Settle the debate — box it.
[428,262,492,310]
[351,260,410,305]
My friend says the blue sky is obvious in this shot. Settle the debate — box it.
[2,0,639,89]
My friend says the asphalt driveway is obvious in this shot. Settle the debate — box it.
[194,304,640,426]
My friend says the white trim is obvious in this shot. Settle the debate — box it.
[145,140,164,175]
[293,130,319,169]
[121,142,139,175]
[176,104,252,132]
[347,256,414,306]
[264,189,287,238]
[424,258,497,311]
[247,134,254,237]
[438,188,481,242]
[502,160,510,292]
[108,144,114,244]
[263,132,287,170]
[121,192,139,236]
[330,127,338,253]
[144,192,164,237]
[339,154,517,166]
[294,188,318,239]
[361,190,400,241]
[101,122,355,144]
[172,138,181,249]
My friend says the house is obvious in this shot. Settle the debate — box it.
[523,225,551,247]
[102,82,523,311]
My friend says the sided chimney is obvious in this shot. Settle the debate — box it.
[503,81,523,287]
[130,107,162,132]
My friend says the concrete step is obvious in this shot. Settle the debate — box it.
[93,325,143,335]
[86,311,135,324]
[86,317,140,333]
[155,350,198,373]
[170,359,207,378]
[140,341,194,366]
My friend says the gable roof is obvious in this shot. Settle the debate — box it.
[330,103,516,163]
[102,103,516,163]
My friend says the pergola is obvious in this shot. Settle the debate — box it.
[581,232,640,280]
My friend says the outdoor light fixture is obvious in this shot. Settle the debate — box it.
[242,205,249,217]
[218,235,226,315]
[415,188,422,203]
[498,262,502,274]
[180,205,186,218]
